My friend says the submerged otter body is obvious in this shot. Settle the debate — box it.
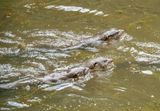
[39,57,114,83]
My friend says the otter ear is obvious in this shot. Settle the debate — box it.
[89,62,97,69]
[93,62,98,69]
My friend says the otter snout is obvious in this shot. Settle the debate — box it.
[100,28,124,41]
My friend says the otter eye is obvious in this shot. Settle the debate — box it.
[93,62,98,67]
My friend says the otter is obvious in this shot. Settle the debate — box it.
[39,57,114,83]
[61,28,131,51]
[0,57,114,89]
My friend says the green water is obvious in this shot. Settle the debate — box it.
[0,0,160,111]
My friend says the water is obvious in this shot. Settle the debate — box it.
[0,0,160,110]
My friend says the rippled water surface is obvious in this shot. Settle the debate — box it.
[0,0,160,111]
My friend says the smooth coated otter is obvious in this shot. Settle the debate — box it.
[62,28,131,51]
[39,57,114,83]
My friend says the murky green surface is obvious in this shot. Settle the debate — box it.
[0,0,160,111]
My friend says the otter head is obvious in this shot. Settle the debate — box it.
[88,57,114,70]
[100,28,124,41]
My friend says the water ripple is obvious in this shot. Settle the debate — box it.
[118,42,160,64]
[135,42,160,50]
[0,48,20,56]
[45,5,109,16]
[3,32,15,38]
[130,42,160,64]
[7,101,29,108]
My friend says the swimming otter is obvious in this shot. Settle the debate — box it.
[39,57,114,83]
[62,28,131,51]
